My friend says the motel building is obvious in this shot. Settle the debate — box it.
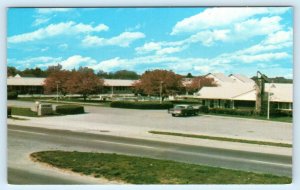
[194,73,293,111]
[7,73,293,111]
[7,74,137,96]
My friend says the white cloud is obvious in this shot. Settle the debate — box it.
[8,21,109,43]
[36,8,73,14]
[232,52,290,63]
[82,32,145,47]
[135,42,161,54]
[186,29,230,46]
[135,29,230,55]
[32,17,50,26]
[8,56,62,69]
[233,16,282,39]
[171,7,289,35]
[60,55,97,69]
[156,47,184,55]
[58,43,69,50]
[263,29,292,45]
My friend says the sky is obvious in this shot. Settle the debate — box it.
[7,7,293,78]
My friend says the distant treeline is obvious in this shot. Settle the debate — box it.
[7,65,140,80]
[251,76,293,84]
[7,65,292,83]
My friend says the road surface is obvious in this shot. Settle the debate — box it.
[7,100,292,143]
[8,124,292,184]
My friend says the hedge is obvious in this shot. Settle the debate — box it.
[199,106,209,113]
[110,101,173,109]
[55,105,85,115]
[271,109,293,117]
[209,108,254,116]
[7,91,18,100]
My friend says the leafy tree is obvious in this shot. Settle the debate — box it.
[134,70,183,97]
[185,76,217,94]
[186,73,194,78]
[65,67,104,101]
[46,64,63,75]
[96,70,109,78]
[112,70,140,79]
[7,66,18,77]
[44,70,72,96]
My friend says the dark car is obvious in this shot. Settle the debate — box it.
[168,104,199,117]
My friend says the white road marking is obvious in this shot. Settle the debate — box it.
[8,129,47,136]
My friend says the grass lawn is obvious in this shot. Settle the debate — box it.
[202,113,292,123]
[10,107,37,117]
[149,131,292,148]
[31,151,291,184]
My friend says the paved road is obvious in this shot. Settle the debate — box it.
[8,124,292,184]
[7,100,292,143]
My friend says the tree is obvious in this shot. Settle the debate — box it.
[134,70,183,97]
[112,70,140,79]
[7,66,18,77]
[44,70,72,95]
[185,76,217,94]
[186,73,193,78]
[96,70,109,78]
[65,67,104,101]
[46,64,63,76]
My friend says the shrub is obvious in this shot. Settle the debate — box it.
[7,91,18,100]
[209,108,254,116]
[7,107,12,117]
[199,106,209,113]
[110,101,173,109]
[56,105,85,114]
[271,109,293,117]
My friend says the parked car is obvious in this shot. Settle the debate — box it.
[168,104,199,117]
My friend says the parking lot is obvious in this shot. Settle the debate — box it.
[7,100,292,143]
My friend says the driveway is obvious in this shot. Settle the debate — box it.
[7,100,292,143]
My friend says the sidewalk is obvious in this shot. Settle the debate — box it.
[7,116,292,156]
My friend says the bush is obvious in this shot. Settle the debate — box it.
[7,107,11,117]
[209,108,254,116]
[7,91,18,100]
[271,109,293,117]
[56,105,85,114]
[110,101,173,109]
[199,106,209,113]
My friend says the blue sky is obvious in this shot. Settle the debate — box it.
[7,7,293,78]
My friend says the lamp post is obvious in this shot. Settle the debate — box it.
[267,83,276,120]
[159,81,163,104]
[56,81,60,102]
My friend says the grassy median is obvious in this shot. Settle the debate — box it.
[31,151,291,184]
[149,131,292,148]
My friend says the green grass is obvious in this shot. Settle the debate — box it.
[149,131,292,148]
[10,107,37,117]
[31,151,291,184]
[9,107,62,117]
[202,113,292,123]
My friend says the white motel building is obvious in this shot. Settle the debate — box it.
[7,73,293,111]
